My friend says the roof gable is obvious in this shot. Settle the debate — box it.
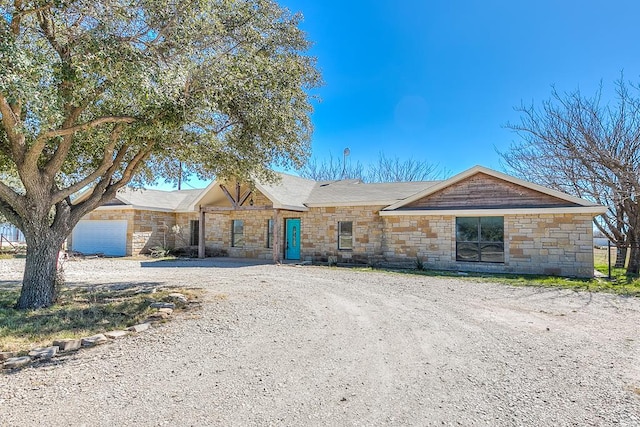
[384,165,601,211]
[403,172,580,210]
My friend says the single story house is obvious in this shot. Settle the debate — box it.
[69,165,606,277]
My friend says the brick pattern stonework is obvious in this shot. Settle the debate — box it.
[69,209,175,256]
[376,213,593,277]
[70,191,595,278]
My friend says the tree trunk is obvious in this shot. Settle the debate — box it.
[16,230,66,309]
[614,245,627,268]
[627,241,640,276]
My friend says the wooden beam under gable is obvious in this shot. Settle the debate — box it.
[219,184,237,207]
[238,190,252,206]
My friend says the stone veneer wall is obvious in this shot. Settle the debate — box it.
[175,191,277,259]
[379,213,594,278]
[69,209,176,256]
[71,205,594,277]
[506,214,594,277]
[296,205,386,263]
[176,204,386,262]
[130,210,176,255]
[67,210,135,255]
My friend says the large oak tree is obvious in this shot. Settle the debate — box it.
[0,0,320,309]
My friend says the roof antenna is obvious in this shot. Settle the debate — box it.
[342,147,350,179]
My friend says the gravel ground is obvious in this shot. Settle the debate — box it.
[1,257,639,426]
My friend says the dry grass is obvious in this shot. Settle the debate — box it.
[0,284,202,353]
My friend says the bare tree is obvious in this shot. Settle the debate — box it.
[367,153,444,182]
[299,152,445,182]
[297,153,365,181]
[501,78,640,274]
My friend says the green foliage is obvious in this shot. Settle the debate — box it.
[0,0,321,309]
[1,0,320,186]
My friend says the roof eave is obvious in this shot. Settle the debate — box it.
[273,203,308,212]
[379,206,608,216]
[94,204,176,213]
[305,201,396,208]
[384,165,602,210]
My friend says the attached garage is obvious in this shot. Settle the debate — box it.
[72,220,128,256]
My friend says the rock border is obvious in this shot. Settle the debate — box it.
[2,293,190,371]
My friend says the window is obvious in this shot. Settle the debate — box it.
[338,221,353,250]
[456,217,504,263]
[266,219,273,248]
[231,219,244,247]
[189,220,199,246]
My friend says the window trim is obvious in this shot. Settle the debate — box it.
[338,221,353,250]
[455,216,504,263]
[189,220,199,246]
[266,219,273,248]
[231,219,244,247]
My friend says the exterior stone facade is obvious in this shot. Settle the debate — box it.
[377,213,593,277]
[75,205,595,278]
[69,166,603,278]
[69,209,175,255]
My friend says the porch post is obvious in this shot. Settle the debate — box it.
[273,208,281,263]
[198,206,206,258]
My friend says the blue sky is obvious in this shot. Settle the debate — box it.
[169,0,640,189]
[275,0,640,176]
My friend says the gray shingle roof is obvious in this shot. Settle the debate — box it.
[114,187,203,211]
[305,180,441,206]
[256,174,317,210]
[111,173,442,211]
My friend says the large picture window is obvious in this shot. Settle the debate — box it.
[231,219,244,247]
[456,217,504,263]
[338,221,353,250]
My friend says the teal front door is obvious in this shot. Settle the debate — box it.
[285,218,301,260]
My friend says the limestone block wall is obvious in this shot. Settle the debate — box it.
[183,210,275,259]
[382,215,454,266]
[131,210,176,255]
[380,213,594,277]
[186,205,386,262]
[68,209,176,256]
[506,214,594,277]
[295,206,386,263]
[67,210,135,255]
[174,212,199,248]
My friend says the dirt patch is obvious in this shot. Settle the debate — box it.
[2,258,639,425]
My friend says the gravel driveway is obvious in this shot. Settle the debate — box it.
[1,258,639,426]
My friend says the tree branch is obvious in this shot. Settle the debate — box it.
[69,144,153,224]
[0,179,24,218]
[25,116,136,169]
[0,93,26,162]
[52,124,125,202]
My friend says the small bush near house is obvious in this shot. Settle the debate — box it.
[172,246,228,258]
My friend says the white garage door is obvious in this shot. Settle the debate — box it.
[72,220,127,256]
